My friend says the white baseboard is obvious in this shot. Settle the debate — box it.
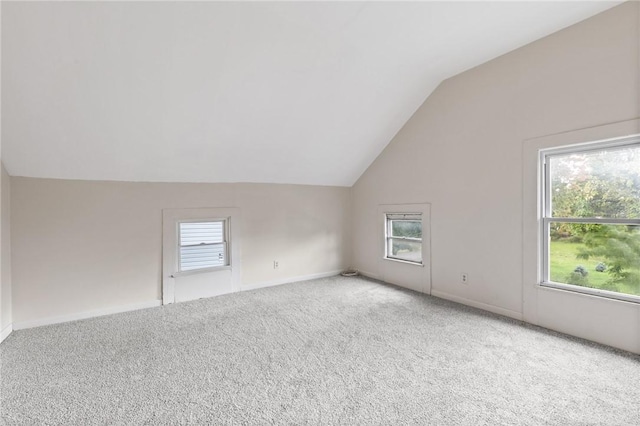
[13,300,162,331]
[0,324,13,343]
[241,270,343,292]
[431,290,523,321]
[346,271,522,321]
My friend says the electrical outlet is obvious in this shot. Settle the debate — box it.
[274,261,279,269]
[461,273,469,284]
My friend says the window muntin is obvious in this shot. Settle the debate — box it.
[385,213,422,264]
[542,138,640,301]
[178,220,228,272]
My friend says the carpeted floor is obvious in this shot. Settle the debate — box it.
[1,276,639,425]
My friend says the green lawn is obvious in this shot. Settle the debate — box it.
[549,240,640,296]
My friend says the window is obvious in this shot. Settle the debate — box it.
[541,136,640,302]
[178,220,229,272]
[385,213,422,264]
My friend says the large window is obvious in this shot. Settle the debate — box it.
[385,213,422,264]
[178,220,229,272]
[541,136,640,302]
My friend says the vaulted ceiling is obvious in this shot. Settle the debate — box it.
[1,1,621,186]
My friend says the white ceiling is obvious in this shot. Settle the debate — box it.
[1,1,621,186]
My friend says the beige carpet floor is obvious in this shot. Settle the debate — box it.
[1,276,639,425]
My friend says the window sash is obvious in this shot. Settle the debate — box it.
[541,218,640,284]
[386,239,423,264]
[178,220,229,272]
[388,221,422,239]
[387,213,422,221]
[540,136,640,303]
[542,138,640,220]
[385,214,423,264]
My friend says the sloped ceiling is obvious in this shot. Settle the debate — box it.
[1,1,621,186]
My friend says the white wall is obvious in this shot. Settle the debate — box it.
[0,0,10,341]
[351,2,640,353]
[11,178,350,326]
[0,165,11,340]
[4,2,639,355]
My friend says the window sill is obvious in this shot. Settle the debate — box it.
[540,281,640,305]
[171,265,231,278]
[384,257,424,267]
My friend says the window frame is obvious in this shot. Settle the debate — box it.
[177,218,230,274]
[540,135,640,303]
[384,213,423,265]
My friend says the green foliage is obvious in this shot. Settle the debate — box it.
[566,271,589,286]
[549,147,640,294]
[576,225,640,292]
[550,240,640,296]
[550,148,640,220]
[566,264,590,287]
[594,281,621,293]
[573,265,588,277]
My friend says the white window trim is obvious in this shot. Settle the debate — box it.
[176,218,230,275]
[539,134,640,304]
[384,212,424,266]
[522,120,639,351]
[375,203,431,295]
[162,207,242,305]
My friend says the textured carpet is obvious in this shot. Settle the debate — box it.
[1,276,639,425]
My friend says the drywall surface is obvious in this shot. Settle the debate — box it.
[351,2,640,352]
[0,164,10,334]
[0,4,9,340]
[1,2,620,187]
[11,179,350,325]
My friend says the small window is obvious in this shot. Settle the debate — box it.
[385,213,422,264]
[541,137,640,302]
[178,220,228,272]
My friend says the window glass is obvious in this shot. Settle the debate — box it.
[389,239,422,263]
[179,221,227,271]
[550,145,640,219]
[549,223,640,297]
[390,220,422,239]
[385,214,422,264]
[543,141,640,301]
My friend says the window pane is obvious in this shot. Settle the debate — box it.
[549,222,640,297]
[549,145,640,219]
[180,243,225,271]
[391,220,422,238]
[388,239,422,263]
[180,221,224,246]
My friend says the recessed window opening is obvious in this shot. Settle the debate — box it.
[385,213,423,264]
[178,220,229,272]
[541,136,640,302]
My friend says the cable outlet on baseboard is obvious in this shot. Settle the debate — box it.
[461,273,469,284]
[273,260,279,269]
